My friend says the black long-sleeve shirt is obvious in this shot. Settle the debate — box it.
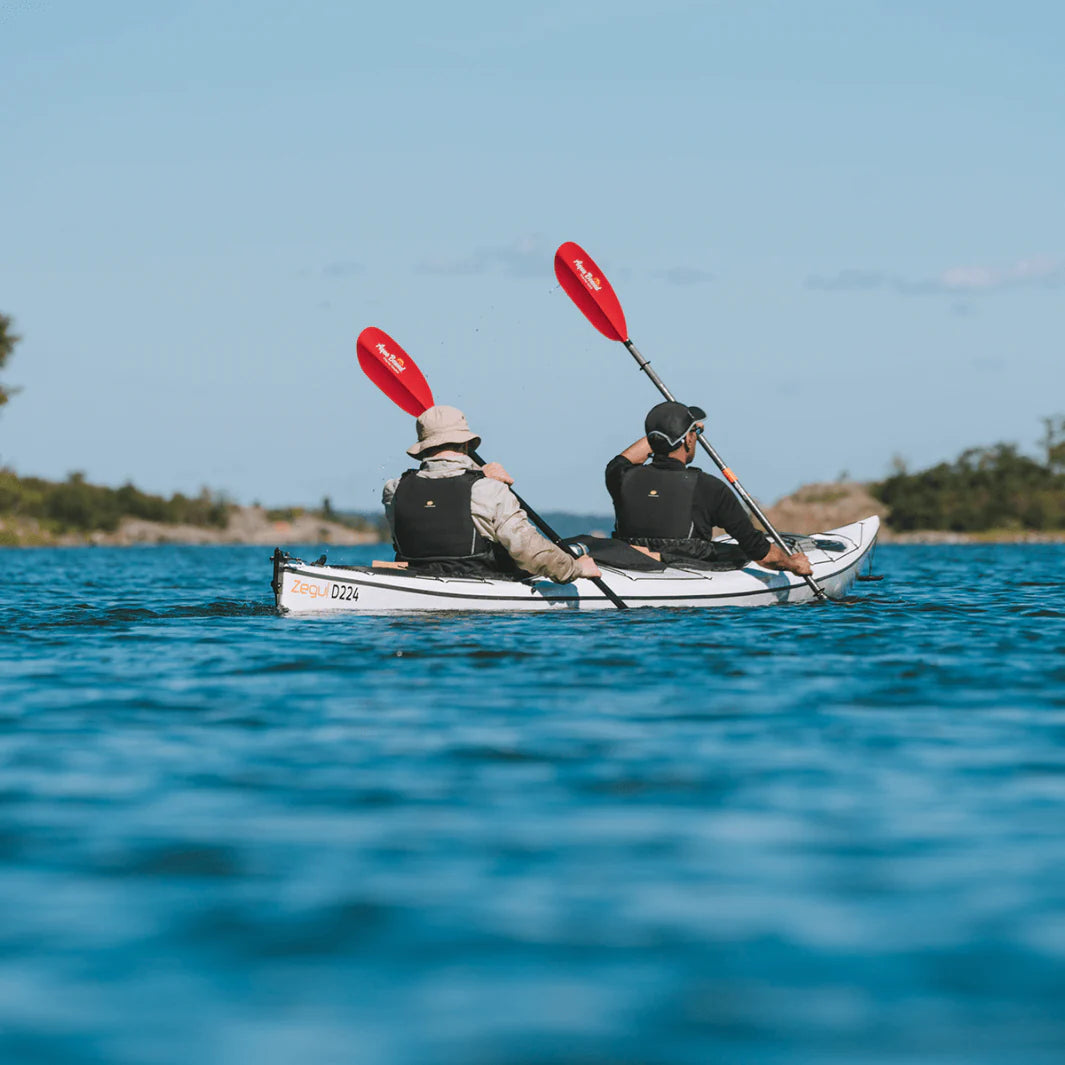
[605,454,771,560]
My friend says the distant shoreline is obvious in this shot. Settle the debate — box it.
[877,531,1065,545]
[0,505,380,548]
[4,478,1064,548]
[3,515,1064,549]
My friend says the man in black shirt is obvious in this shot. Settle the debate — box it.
[605,401,812,574]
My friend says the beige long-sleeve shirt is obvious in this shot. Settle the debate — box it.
[382,455,581,583]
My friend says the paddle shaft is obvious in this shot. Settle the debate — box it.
[356,328,626,609]
[622,340,828,601]
[470,449,628,610]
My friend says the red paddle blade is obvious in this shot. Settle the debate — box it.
[356,327,434,417]
[554,241,628,342]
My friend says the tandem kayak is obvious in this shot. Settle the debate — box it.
[271,516,880,613]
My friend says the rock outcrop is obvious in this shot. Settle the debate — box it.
[0,506,381,547]
[762,482,889,535]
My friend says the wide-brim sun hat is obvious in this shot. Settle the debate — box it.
[407,404,482,457]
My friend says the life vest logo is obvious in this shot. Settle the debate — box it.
[572,259,602,293]
[376,342,406,374]
[424,500,435,508]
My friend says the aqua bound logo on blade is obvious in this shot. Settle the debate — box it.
[573,259,602,292]
[376,342,406,374]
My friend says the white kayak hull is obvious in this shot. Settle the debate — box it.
[272,517,879,614]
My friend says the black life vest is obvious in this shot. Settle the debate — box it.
[391,469,495,569]
[614,464,701,541]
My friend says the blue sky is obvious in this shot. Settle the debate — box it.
[2,0,1062,513]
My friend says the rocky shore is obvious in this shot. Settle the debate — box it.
[4,484,1063,547]
[762,482,1065,543]
[1,505,380,547]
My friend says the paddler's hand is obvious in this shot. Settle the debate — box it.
[575,555,602,579]
[480,462,515,485]
[757,543,812,575]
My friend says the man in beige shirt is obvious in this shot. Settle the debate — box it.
[382,405,601,583]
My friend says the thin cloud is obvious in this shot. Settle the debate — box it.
[805,269,891,292]
[651,266,715,286]
[417,238,544,279]
[322,260,363,278]
[940,257,1064,291]
[807,257,1064,297]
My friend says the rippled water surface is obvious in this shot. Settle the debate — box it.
[2,543,1064,1064]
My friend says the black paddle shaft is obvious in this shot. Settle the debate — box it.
[621,340,828,602]
[470,449,628,610]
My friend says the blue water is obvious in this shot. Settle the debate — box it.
[2,543,1064,1065]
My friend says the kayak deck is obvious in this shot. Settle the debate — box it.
[272,516,880,613]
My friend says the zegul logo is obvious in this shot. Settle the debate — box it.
[573,259,602,293]
[376,342,406,374]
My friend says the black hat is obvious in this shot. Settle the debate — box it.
[645,401,707,453]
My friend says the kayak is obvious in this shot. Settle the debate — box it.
[273,517,880,613]
[271,516,880,613]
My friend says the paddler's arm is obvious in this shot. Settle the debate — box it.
[381,477,400,540]
[619,437,653,465]
[604,449,647,514]
[471,478,600,583]
[480,461,514,485]
[696,474,810,574]
[756,542,813,575]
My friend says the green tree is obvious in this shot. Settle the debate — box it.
[873,427,1065,532]
[1041,415,1065,475]
[0,313,20,411]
